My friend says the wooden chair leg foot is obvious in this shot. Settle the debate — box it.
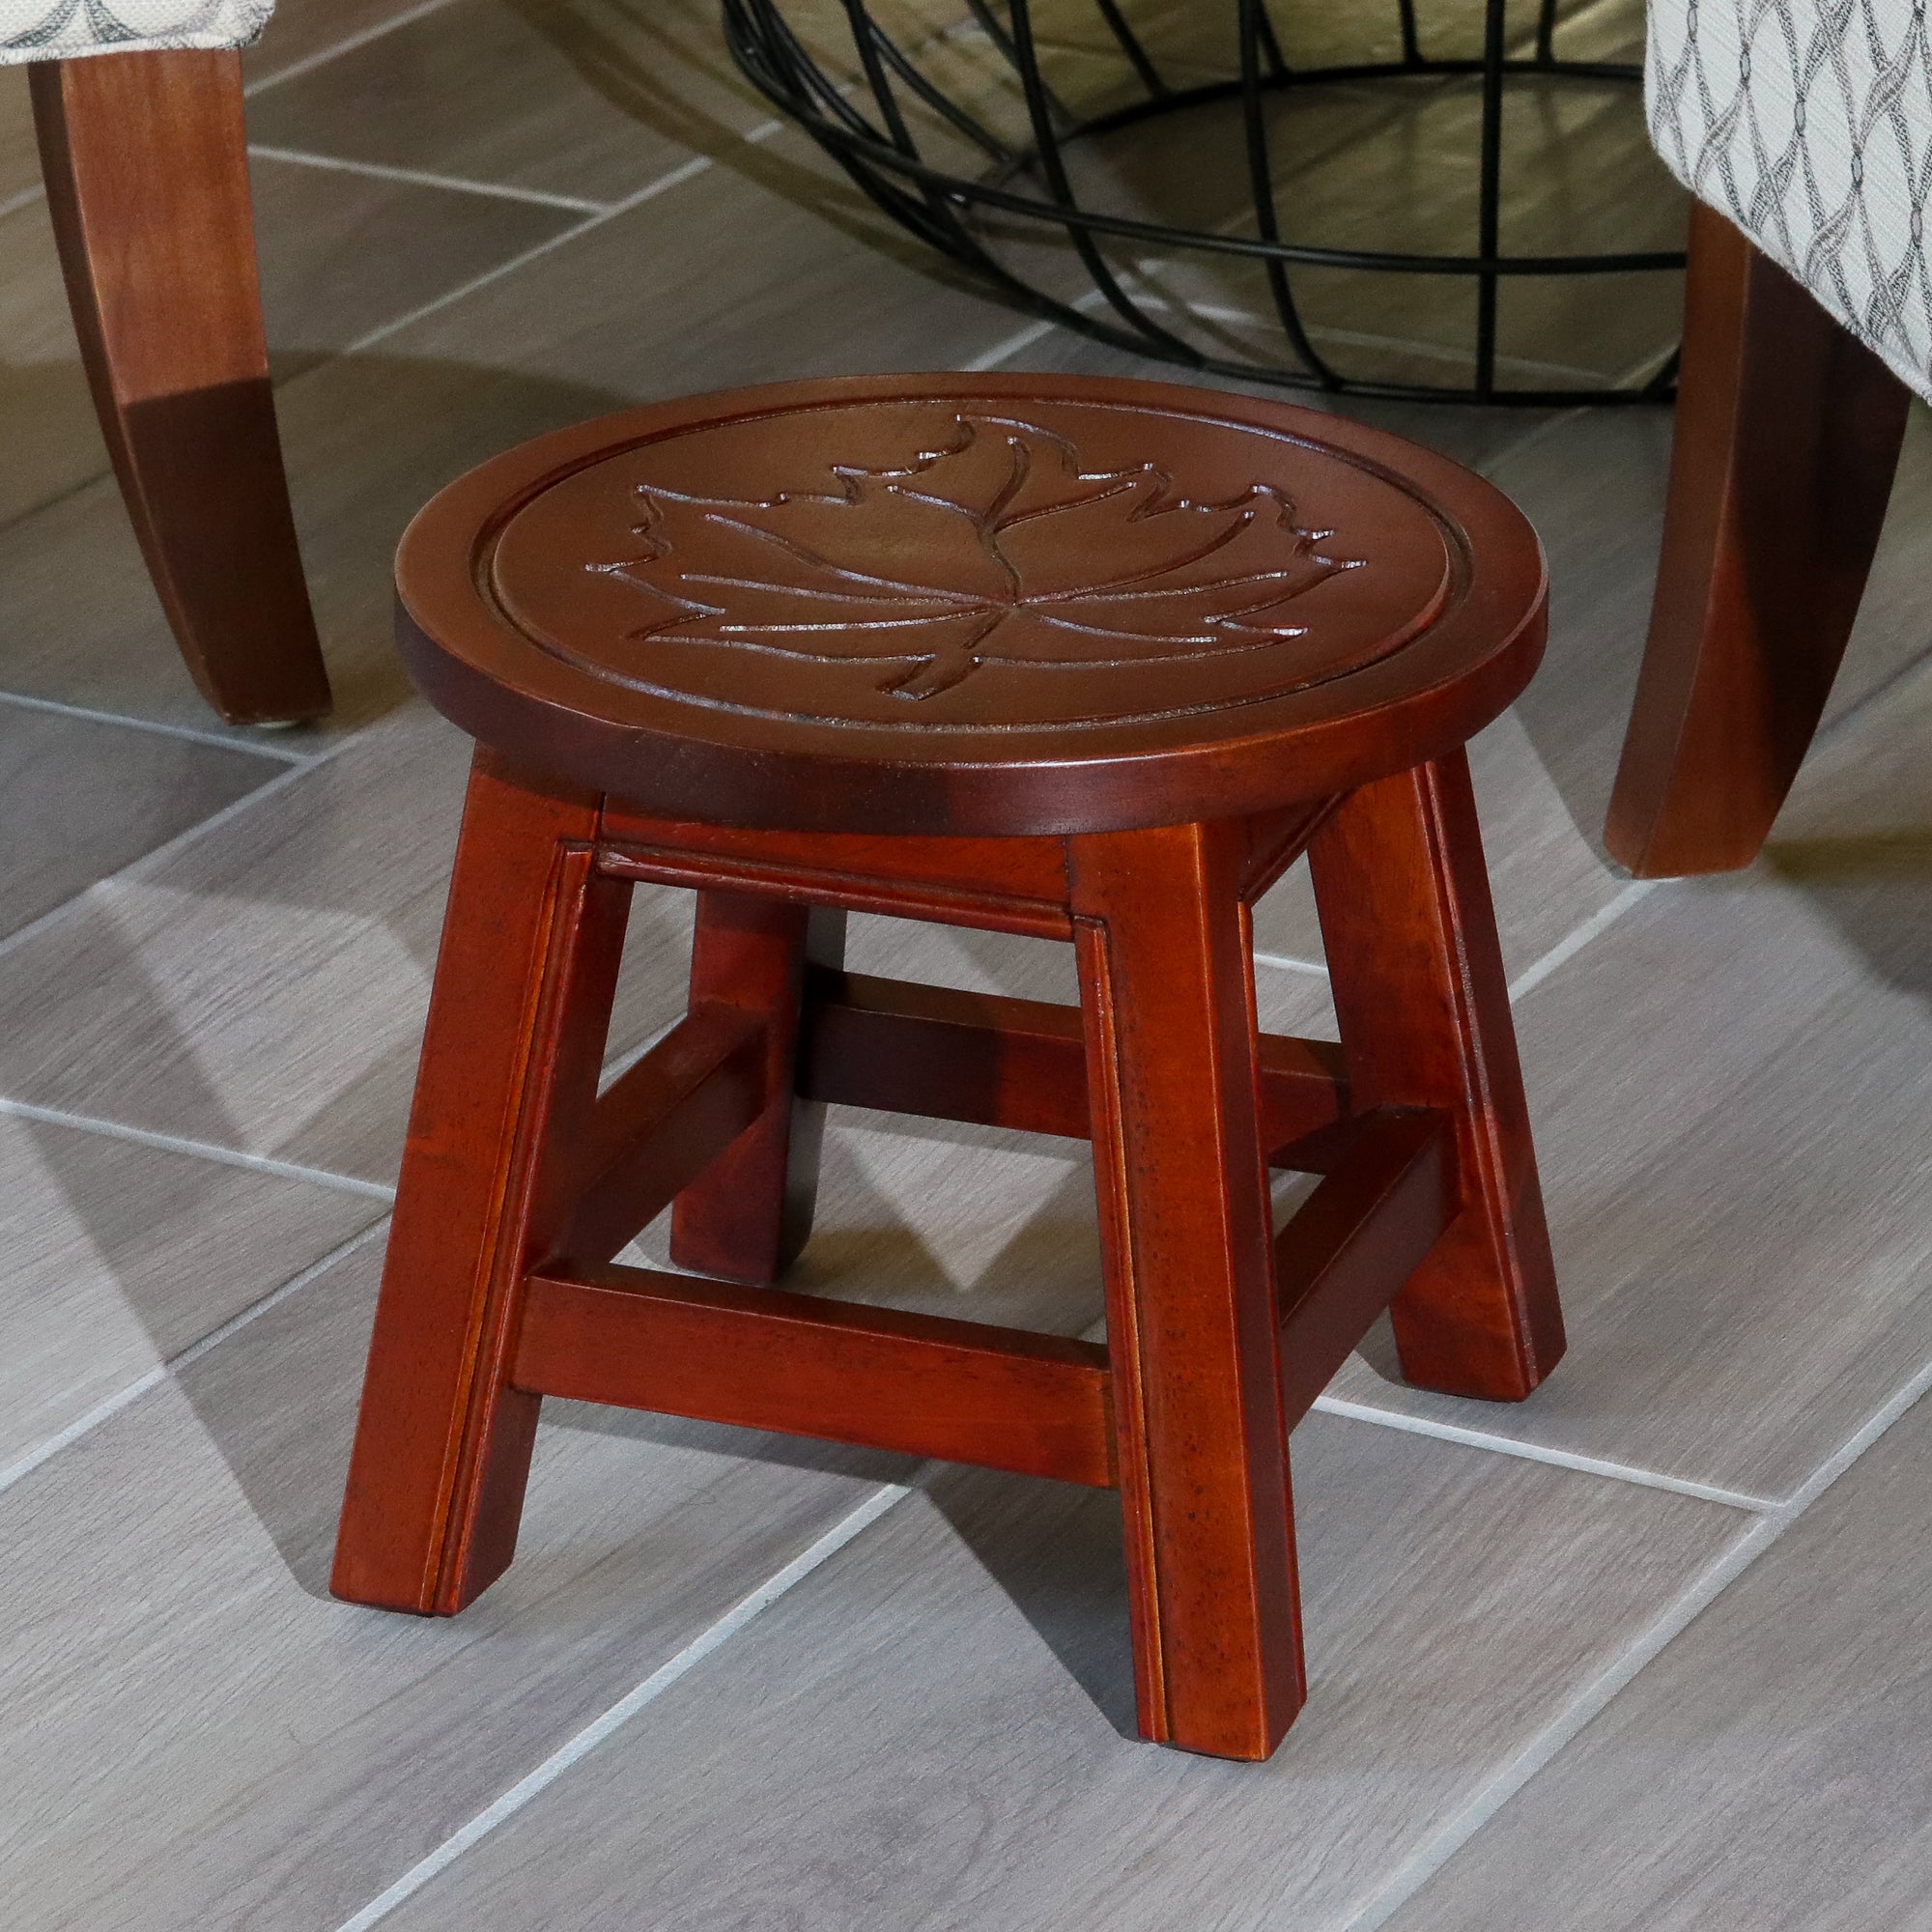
[32,51,331,726]
[1072,821,1304,1760]
[669,894,846,1285]
[1310,753,1564,1403]
[331,752,627,1614]
[1605,200,1910,877]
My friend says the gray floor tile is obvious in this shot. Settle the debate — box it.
[0,190,110,532]
[1247,705,1629,983]
[1327,859,1932,1499]
[246,0,449,81]
[1495,401,1932,866]
[247,0,770,204]
[1379,1390,1932,1932]
[0,148,576,536]
[0,68,36,209]
[0,705,692,1181]
[0,1236,910,1932]
[370,1412,1740,1932]
[0,1113,379,1473]
[0,705,283,939]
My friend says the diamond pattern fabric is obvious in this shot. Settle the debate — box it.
[0,1,270,63]
[1649,0,1932,401]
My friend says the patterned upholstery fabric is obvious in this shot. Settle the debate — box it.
[1648,0,1932,402]
[0,1,272,64]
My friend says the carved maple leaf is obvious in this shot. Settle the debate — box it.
[591,413,1359,699]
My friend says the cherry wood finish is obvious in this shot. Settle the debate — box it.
[32,50,329,726]
[1310,753,1564,1399]
[331,752,627,1613]
[1070,819,1305,1757]
[395,373,1546,838]
[334,378,1563,1760]
[517,1264,1116,1486]
[1275,1109,1456,1423]
[668,894,846,1285]
[794,969,1351,1156]
[1606,201,1911,876]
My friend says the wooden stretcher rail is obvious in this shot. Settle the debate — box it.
[568,1002,768,1264]
[797,970,1351,1165]
[1274,1107,1455,1424]
[513,1263,1117,1488]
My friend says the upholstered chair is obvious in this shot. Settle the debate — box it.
[1607,0,1926,875]
[6,2,329,724]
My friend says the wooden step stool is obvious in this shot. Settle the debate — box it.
[330,374,1565,1762]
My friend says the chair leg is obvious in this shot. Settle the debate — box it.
[32,50,331,726]
[669,893,846,1285]
[1605,200,1910,877]
[331,751,628,1614]
[1070,820,1303,1761]
[1309,753,1564,1401]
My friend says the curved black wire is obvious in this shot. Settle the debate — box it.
[719,0,1685,404]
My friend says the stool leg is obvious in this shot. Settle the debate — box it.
[669,895,846,1285]
[331,750,629,1614]
[1308,752,1564,1402]
[1070,821,1304,1761]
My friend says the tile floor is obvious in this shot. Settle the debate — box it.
[5,0,1932,1925]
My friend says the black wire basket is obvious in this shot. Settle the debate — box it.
[723,0,1688,403]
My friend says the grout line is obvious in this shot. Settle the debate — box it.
[248,145,612,215]
[244,0,463,94]
[0,688,309,762]
[1340,1335,1932,1929]
[329,1476,921,1932]
[1254,950,1329,979]
[0,1216,387,1501]
[0,1096,396,1203]
[0,742,350,975]
[1337,1510,1783,1931]
[0,184,45,221]
[1309,1395,1773,1513]
[341,154,714,358]
[960,315,1061,371]
[1505,879,1658,1004]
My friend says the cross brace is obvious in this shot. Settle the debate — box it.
[508,972,1458,1487]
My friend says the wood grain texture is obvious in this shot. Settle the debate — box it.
[0,1237,915,1932]
[569,999,768,1265]
[1328,852,1932,1497]
[516,1263,1115,1485]
[1379,1393,1932,1932]
[361,1414,1736,1932]
[0,1110,378,1473]
[0,707,691,1183]
[1071,818,1303,1759]
[244,0,770,203]
[0,704,277,940]
[1310,753,1563,1401]
[33,51,331,726]
[1605,201,1912,878]
[1276,1108,1455,1423]
[332,750,630,1614]
[668,893,845,1284]
[795,968,1350,1156]
[396,372,1548,837]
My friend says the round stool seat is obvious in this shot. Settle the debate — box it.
[397,373,1546,836]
